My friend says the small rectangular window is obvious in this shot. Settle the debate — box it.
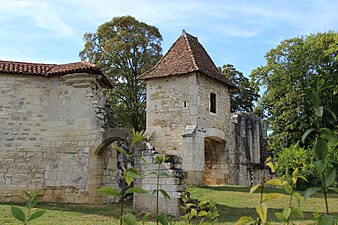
[210,93,216,113]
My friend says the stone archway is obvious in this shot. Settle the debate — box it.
[87,128,144,203]
[203,136,227,185]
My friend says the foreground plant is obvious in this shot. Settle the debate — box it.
[302,78,337,224]
[180,192,219,225]
[98,129,148,225]
[11,190,46,225]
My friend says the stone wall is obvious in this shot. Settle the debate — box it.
[145,73,197,156]
[229,112,270,185]
[134,147,185,216]
[0,73,112,203]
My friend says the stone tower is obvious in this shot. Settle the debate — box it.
[138,31,236,184]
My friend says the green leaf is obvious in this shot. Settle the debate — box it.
[159,171,170,177]
[235,216,255,225]
[317,214,335,225]
[284,183,293,194]
[315,137,328,160]
[265,162,276,173]
[124,168,140,186]
[131,129,144,146]
[266,179,287,186]
[292,192,303,207]
[275,212,286,221]
[320,128,337,144]
[314,106,324,117]
[113,145,127,155]
[28,209,46,221]
[157,213,169,225]
[291,168,299,177]
[262,193,284,202]
[324,108,337,121]
[159,189,170,200]
[11,206,26,222]
[282,207,291,220]
[198,210,209,217]
[97,187,121,197]
[250,183,261,193]
[155,155,165,164]
[191,208,198,216]
[290,207,304,219]
[181,203,195,210]
[324,167,336,187]
[328,187,338,193]
[314,159,328,174]
[197,200,209,207]
[122,213,138,225]
[125,187,149,194]
[303,187,321,200]
[311,90,321,108]
[301,128,315,143]
[142,212,153,224]
[256,204,267,223]
[317,78,325,89]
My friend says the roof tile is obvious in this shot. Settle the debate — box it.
[138,31,235,87]
[0,60,112,88]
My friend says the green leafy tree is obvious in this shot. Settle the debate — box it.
[221,64,259,112]
[80,15,162,131]
[251,31,338,153]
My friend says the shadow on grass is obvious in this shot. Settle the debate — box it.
[215,203,337,224]
[194,185,287,194]
[0,200,132,219]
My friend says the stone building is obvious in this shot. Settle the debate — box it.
[0,60,116,203]
[134,31,269,215]
[0,31,268,216]
[138,31,268,186]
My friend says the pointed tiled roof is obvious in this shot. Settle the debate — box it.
[138,31,235,87]
[0,60,112,88]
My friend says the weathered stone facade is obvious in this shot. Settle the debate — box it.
[136,31,269,215]
[0,61,114,203]
[1,31,269,217]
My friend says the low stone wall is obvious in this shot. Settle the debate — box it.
[133,149,185,216]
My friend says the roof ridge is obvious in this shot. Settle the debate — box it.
[183,32,199,71]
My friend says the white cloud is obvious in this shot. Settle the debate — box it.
[0,0,73,37]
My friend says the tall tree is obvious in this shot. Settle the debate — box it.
[221,64,259,112]
[80,16,162,131]
[251,31,338,153]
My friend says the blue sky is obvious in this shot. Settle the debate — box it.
[1,0,338,77]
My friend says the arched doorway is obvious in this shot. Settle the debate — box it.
[87,128,143,203]
[203,137,227,185]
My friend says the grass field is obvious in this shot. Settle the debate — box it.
[0,185,337,224]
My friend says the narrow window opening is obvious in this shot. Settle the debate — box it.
[210,93,216,113]
[184,101,187,107]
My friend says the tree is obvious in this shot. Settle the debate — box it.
[79,16,162,131]
[221,64,259,112]
[251,31,338,153]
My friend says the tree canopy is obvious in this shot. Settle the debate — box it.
[221,64,259,112]
[79,15,162,131]
[251,31,338,153]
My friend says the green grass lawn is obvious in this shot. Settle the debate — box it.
[0,185,337,224]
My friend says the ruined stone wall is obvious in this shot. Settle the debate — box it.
[145,73,198,156]
[0,73,111,203]
[229,112,270,185]
[134,149,185,216]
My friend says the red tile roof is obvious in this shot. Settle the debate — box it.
[138,31,235,87]
[0,60,112,88]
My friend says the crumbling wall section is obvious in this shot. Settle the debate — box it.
[134,146,185,216]
[229,112,270,185]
